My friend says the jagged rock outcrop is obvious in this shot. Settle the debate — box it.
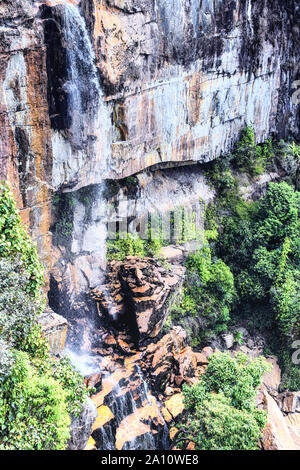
[139,326,208,394]
[0,0,299,285]
[91,256,185,342]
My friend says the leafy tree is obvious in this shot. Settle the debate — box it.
[178,352,271,450]
[0,350,70,450]
[0,183,44,296]
[0,185,89,449]
[212,170,300,388]
[0,257,46,352]
[171,241,235,341]
[233,126,273,176]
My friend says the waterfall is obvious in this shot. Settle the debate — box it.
[61,3,100,147]
[96,366,170,451]
[50,3,169,451]
[50,2,111,187]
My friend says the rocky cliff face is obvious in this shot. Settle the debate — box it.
[86,0,300,178]
[1,1,300,450]
[0,0,299,282]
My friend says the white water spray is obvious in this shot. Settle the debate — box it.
[51,2,111,188]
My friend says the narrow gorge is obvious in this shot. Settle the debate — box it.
[0,0,300,452]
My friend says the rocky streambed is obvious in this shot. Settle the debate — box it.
[43,254,300,451]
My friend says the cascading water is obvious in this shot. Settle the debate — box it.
[50,2,169,451]
[94,365,169,451]
[61,3,100,147]
[49,1,111,188]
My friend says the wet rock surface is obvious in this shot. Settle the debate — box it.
[90,256,185,343]
[39,307,68,355]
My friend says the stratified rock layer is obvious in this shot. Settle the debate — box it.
[0,0,299,279]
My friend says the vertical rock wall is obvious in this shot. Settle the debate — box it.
[0,0,299,282]
[0,0,53,273]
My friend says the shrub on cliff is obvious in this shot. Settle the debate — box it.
[233,126,274,177]
[0,182,44,296]
[0,185,89,449]
[0,350,71,450]
[0,257,46,354]
[211,164,300,388]
[171,238,235,342]
[178,352,271,450]
[107,232,164,261]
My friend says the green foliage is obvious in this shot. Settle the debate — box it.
[0,182,44,296]
[182,392,266,450]
[205,126,275,195]
[171,238,235,342]
[234,331,244,345]
[0,350,71,450]
[0,186,89,449]
[280,350,300,392]
[200,352,271,410]
[107,233,147,260]
[0,339,14,378]
[221,182,300,342]
[0,257,46,352]
[210,151,300,388]
[107,204,202,261]
[233,126,274,177]
[254,182,299,248]
[179,352,270,450]
[50,357,90,417]
[275,140,300,189]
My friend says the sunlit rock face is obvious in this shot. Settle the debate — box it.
[0,0,299,275]
[0,0,53,274]
[86,0,300,178]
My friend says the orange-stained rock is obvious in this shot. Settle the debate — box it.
[161,406,173,423]
[103,335,117,346]
[84,436,97,451]
[186,441,196,450]
[115,395,165,450]
[262,356,281,392]
[85,373,102,390]
[92,406,114,432]
[201,347,214,359]
[169,427,179,440]
[164,393,184,421]
[194,352,209,365]
[176,347,197,378]
[0,8,53,284]
[91,257,184,341]
[261,391,300,450]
